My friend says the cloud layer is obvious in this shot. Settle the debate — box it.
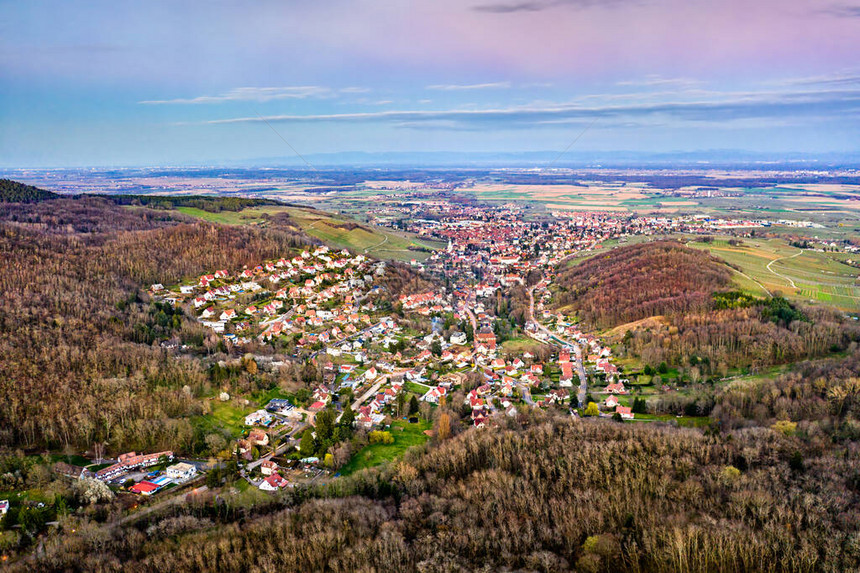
[140,86,342,104]
[205,86,860,130]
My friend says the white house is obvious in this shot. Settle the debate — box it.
[449,332,467,346]
[260,460,279,476]
[166,462,197,481]
[245,409,273,427]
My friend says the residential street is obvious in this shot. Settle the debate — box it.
[528,285,588,407]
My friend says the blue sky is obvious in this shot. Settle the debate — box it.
[1,0,859,166]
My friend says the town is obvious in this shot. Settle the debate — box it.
[129,202,713,494]
[26,195,848,500]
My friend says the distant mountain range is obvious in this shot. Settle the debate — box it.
[2,151,859,172]
[232,150,860,169]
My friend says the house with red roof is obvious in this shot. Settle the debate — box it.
[259,473,289,491]
[606,381,627,394]
[129,481,160,495]
[616,405,634,420]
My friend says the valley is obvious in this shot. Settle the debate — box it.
[1,174,860,572]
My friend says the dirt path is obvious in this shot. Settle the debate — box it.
[364,233,389,254]
[732,269,772,297]
[766,250,803,289]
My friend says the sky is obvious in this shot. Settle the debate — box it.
[1,0,860,167]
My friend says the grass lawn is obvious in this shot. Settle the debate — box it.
[87,462,114,472]
[0,486,55,506]
[629,375,654,386]
[501,337,548,354]
[46,453,92,467]
[252,387,295,407]
[193,400,253,438]
[339,419,432,476]
[631,414,712,428]
[404,381,431,395]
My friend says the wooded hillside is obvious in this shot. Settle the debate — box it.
[554,241,732,329]
[0,179,58,203]
[556,241,859,370]
[21,407,860,572]
[0,198,309,452]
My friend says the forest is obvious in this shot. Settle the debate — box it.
[99,194,283,213]
[15,405,860,572]
[0,179,59,203]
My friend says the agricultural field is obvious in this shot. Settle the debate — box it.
[284,207,443,261]
[175,204,444,262]
[402,180,860,225]
[686,237,860,311]
[461,182,668,212]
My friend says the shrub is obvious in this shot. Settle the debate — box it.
[368,431,394,445]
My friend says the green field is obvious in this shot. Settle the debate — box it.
[176,204,442,262]
[687,238,860,310]
[175,205,291,225]
[403,380,431,396]
[193,400,253,438]
[631,414,712,428]
[286,207,443,262]
[339,419,431,475]
[501,336,548,354]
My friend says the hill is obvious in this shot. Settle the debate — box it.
[0,179,58,203]
[555,241,859,371]
[554,241,733,329]
[0,196,311,452]
[101,194,282,212]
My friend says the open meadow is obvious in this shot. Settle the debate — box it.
[175,204,444,262]
[686,237,860,311]
[338,419,431,476]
